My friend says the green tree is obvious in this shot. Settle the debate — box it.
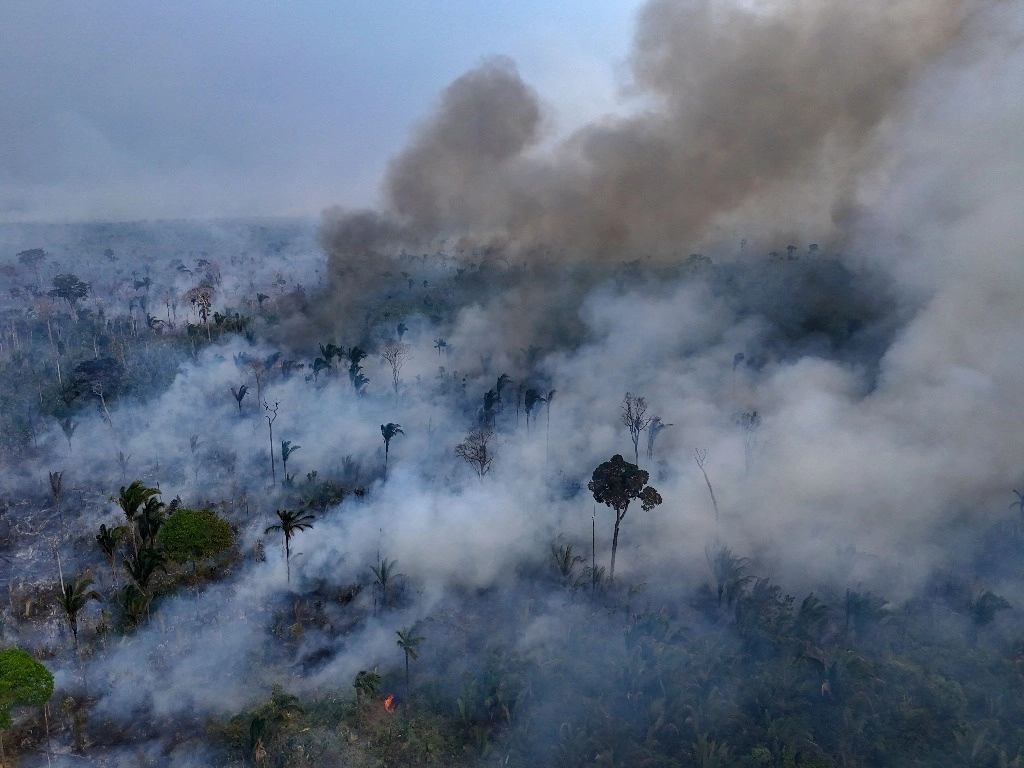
[48,273,90,311]
[588,454,662,583]
[353,669,381,704]
[0,648,54,761]
[265,509,314,584]
[160,508,233,570]
[381,423,403,478]
[396,624,426,693]
[55,574,101,647]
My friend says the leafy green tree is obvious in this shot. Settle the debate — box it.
[160,508,233,569]
[55,574,101,647]
[353,669,381,704]
[48,273,90,311]
[396,624,426,693]
[0,648,54,761]
[380,423,403,477]
[265,509,314,584]
[588,454,662,583]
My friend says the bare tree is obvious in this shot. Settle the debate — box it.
[379,339,412,396]
[621,392,652,464]
[455,427,495,478]
[736,410,762,474]
[264,400,279,484]
[694,447,719,523]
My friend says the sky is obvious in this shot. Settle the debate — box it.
[0,1,645,223]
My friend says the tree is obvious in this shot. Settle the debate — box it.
[524,388,546,433]
[265,509,315,584]
[17,248,46,285]
[160,508,233,570]
[621,393,652,464]
[96,523,127,578]
[433,338,447,358]
[264,400,279,484]
[646,416,671,460]
[281,440,300,484]
[0,648,54,761]
[123,546,167,593]
[371,557,399,614]
[694,447,719,523]
[381,423,404,478]
[455,427,495,478]
[231,384,249,413]
[396,624,426,693]
[55,574,101,647]
[111,480,161,553]
[588,454,662,583]
[380,339,412,396]
[353,670,381,704]
[48,273,90,311]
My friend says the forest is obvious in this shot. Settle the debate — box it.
[2,0,1023,766]
[0,211,1022,767]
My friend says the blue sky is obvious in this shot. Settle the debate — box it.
[1,1,645,222]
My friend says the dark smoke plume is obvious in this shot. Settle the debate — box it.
[322,0,967,264]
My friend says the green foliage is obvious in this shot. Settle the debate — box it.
[160,507,234,565]
[48,273,90,309]
[55,574,101,645]
[0,648,54,729]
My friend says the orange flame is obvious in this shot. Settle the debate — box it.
[383,694,395,712]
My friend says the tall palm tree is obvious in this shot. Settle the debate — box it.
[370,557,399,614]
[55,574,101,647]
[380,423,404,478]
[265,509,315,584]
[123,546,167,592]
[396,624,425,693]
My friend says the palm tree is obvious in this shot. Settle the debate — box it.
[380,423,404,478]
[524,388,546,433]
[55,574,101,647]
[281,440,300,484]
[123,546,167,592]
[265,509,315,584]
[231,384,249,413]
[396,625,426,693]
[370,557,399,614]
[96,523,127,579]
[433,338,447,358]
[111,480,161,553]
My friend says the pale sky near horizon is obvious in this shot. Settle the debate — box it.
[0,2,646,223]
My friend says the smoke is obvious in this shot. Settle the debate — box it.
[5,0,1024,763]
[322,0,968,263]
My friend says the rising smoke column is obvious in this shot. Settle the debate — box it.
[322,0,968,264]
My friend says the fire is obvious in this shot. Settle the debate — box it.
[383,694,395,712]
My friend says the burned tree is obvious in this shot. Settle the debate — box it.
[621,392,652,464]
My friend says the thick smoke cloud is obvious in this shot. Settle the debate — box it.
[322,0,967,261]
